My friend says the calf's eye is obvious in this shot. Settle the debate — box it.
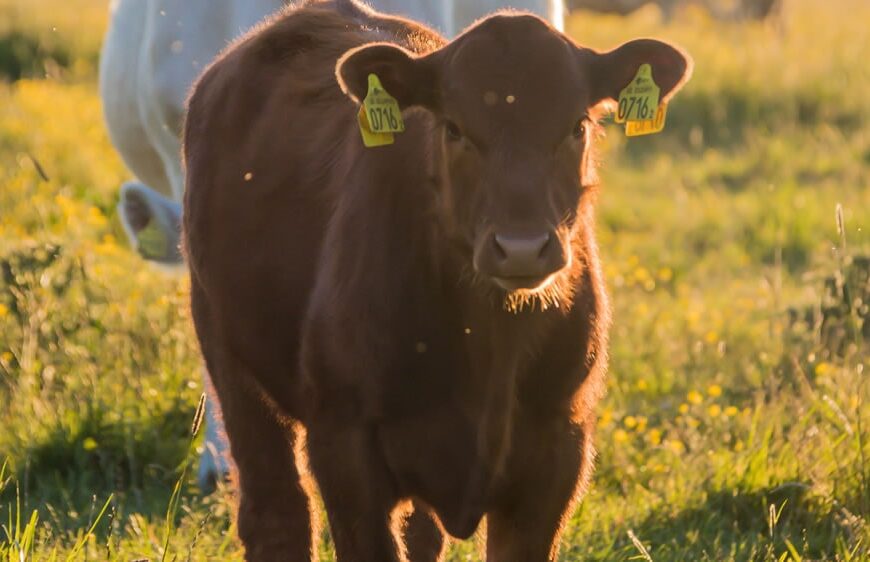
[445,120,463,142]
[572,120,587,139]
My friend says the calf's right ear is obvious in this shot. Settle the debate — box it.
[336,43,439,110]
[585,39,693,107]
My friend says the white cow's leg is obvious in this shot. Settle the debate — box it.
[198,367,232,492]
[101,0,183,264]
[100,0,175,197]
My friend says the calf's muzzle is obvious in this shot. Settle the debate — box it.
[475,229,567,291]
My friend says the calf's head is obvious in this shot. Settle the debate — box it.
[338,14,691,295]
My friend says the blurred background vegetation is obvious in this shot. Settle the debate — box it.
[0,0,867,560]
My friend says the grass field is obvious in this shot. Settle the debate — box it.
[1,0,868,560]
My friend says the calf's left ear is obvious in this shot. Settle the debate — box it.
[336,43,439,109]
[584,39,693,106]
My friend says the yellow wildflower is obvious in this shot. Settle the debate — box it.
[86,206,107,228]
[82,438,98,451]
[636,379,648,391]
[707,384,722,397]
[94,239,121,257]
[1,351,12,363]
[635,416,648,432]
[657,267,673,282]
[613,429,629,443]
[646,428,662,446]
[704,331,718,344]
[666,439,685,454]
[734,440,745,452]
[678,403,689,414]
[814,362,832,376]
[0,303,8,318]
[707,404,722,418]
[54,193,76,219]
[687,417,700,429]
[687,391,703,405]
[724,406,739,417]
[633,267,652,285]
[623,416,638,429]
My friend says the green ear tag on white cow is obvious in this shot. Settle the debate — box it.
[616,63,667,136]
[358,73,405,148]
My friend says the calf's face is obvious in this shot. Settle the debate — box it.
[338,14,691,294]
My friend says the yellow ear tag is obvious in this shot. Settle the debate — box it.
[616,63,667,137]
[358,73,405,148]
[625,103,667,137]
[358,106,394,147]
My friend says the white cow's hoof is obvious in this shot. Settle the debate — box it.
[197,440,231,494]
[197,396,232,494]
[118,182,184,265]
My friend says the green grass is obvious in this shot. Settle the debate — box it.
[1,0,868,559]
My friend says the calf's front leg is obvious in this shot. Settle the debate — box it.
[206,359,317,561]
[307,420,405,562]
[486,417,594,562]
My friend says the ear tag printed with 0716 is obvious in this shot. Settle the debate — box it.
[358,73,405,148]
[616,63,667,137]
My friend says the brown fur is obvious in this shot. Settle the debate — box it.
[182,0,691,560]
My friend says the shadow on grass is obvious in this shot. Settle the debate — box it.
[600,483,851,561]
[0,403,202,534]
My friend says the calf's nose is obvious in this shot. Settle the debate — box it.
[493,231,553,276]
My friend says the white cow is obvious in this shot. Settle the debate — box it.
[99,0,564,491]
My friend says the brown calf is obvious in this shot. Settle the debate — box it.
[183,0,691,560]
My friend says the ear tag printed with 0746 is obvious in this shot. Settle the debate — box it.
[616,63,667,137]
[358,73,405,148]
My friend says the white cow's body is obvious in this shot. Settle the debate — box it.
[101,0,287,203]
[99,0,564,489]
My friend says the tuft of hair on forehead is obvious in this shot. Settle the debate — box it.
[454,11,563,52]
[466,10,557,34]
[441,12,577,91]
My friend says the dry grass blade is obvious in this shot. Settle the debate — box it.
[627,529,654,561]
